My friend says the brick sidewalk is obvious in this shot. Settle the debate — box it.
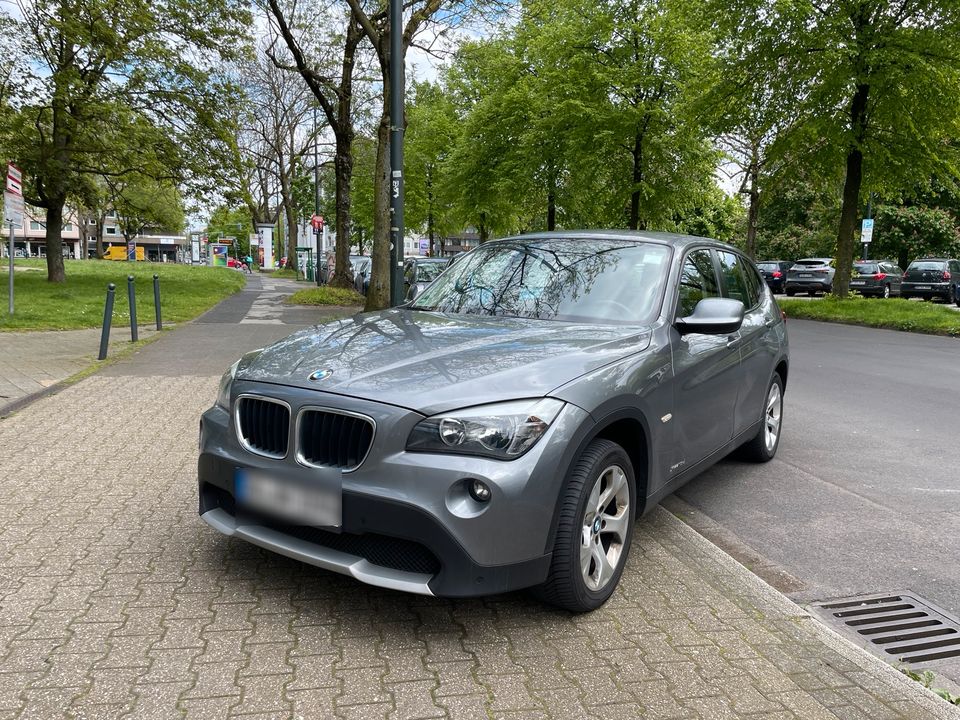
[0,326,156,411]
[0,375,957,719]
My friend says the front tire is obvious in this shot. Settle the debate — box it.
[738,374,784,463]
[536,439,636,612]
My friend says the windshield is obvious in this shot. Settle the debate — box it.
[417,262,446,282]
[409,239,671,324]
[794,259,829,267]
[854,264,878,274]
[908,262,945,271]
[757,263,778,271]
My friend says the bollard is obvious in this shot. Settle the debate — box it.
[127,275,138,342]
[98,283,116,360]
[152,274,162,330]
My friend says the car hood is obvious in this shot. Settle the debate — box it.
[237,309,651,414]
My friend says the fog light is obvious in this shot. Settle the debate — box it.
[468,479,491,503]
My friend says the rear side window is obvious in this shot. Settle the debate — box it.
[717,251,759,308]
[677,249,720,317]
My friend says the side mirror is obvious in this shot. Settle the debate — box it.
[406,284,420,302]
[675,297,745,335]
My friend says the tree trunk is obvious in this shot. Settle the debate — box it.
[427,165,434,253]
[547,190,556,231]
[629,131,643,231]
[329,130,355,289]
[834,83,870,299]
[365,108,392,312]
[284,201,298,271]
[745,160,760,260]
[479,212,488,244]
[44,201,66,281]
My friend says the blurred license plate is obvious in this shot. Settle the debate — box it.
[916,285,931,290]
[850,280,866,286]
[235,468,341,528]
[799,273,812,278]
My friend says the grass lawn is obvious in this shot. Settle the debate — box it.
[0,259,247,331]
[778,296,960,336]
[286,286,364,307]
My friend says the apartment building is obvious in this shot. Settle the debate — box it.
[1,206,186,262]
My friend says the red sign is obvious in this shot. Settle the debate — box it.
[310,214,324,232]
[6,163,22,196]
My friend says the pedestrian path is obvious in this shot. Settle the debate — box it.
[0,325,156,412]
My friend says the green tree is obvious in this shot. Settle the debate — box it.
[2,0,250,282]
[109,176,186,247]
[722,0,960,295]
[872,205,960,269]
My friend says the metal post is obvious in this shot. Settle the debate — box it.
[7,222,13,315]
[863,193,873,261]
[98,283,116,360]
[127,275,138,342]
[153,274,162,331]
[389,0,405,307]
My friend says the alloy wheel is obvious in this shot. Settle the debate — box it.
[764,382,783,453]
[580,465,630,592]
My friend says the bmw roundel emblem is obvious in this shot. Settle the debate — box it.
[309,368,334,381]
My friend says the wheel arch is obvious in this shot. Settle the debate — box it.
[541,407,652,555]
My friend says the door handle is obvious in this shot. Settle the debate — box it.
[726,336,741,349]
[764,318,777,328]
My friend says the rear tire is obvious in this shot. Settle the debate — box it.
[883,284,891,299]
[535,439,636,612]
[786,288,796,297]
[737,374,784,463]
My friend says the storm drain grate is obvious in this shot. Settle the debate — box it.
[810,592,960,666]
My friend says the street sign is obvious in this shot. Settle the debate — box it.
[310,215,324,234]
[3,191,23,228]
[6,163,21,196]
[861,218,874,244]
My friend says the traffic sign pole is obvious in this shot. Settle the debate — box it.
[7,221,13,315]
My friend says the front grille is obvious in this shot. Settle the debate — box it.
[236,397,290,458]
[298,409,374,470]
[265,521,440,575]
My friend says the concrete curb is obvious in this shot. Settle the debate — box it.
[655,506,960,718]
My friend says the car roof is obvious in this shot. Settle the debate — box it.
[494,229,742,254]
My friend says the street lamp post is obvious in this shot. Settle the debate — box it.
[389,0,405,306]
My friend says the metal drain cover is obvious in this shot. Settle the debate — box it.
[810,592,960,668]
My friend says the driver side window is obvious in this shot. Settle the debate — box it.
[677,249,720,317]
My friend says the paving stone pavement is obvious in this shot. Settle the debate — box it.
[1,371,957,720]
[0,326,156,410]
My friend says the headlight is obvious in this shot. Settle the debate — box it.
[406,398,565,460]
[216,360,240,410]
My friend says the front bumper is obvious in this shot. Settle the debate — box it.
[198,381,589,597]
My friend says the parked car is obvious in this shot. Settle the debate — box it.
[901,258,960,304]
[850,260,903,298]
[198,231,789,611]
[785,258,835,296]
[756,261,793,294]
[350,255,371,295]
[403,257,449,301]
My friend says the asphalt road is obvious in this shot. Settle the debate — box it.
[675,318,960,622]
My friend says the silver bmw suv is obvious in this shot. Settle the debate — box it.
[198,231,789,611]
